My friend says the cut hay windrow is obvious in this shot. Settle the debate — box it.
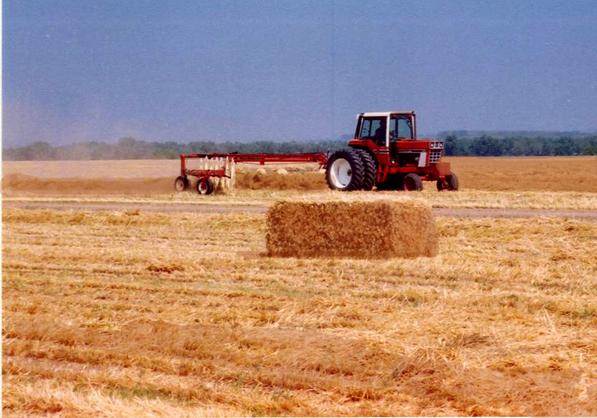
[235,170,326,191]
[2,170,326,195]
[266,200,438,258]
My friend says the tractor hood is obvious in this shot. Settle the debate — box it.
[416,138,444,149]
[393,139,444,151]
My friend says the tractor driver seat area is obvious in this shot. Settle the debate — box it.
[372,118,387,146]
[374,126,385,145]
[358,116,387,145]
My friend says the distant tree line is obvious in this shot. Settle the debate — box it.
[4,134,597,160]
[442,135,597,156]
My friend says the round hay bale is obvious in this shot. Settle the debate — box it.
[276,168,289,175]
[252,168,267,183]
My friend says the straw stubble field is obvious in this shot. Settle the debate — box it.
[2,156,597,416]
[3,208,596,416]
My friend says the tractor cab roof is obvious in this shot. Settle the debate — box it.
[359,111,415,118]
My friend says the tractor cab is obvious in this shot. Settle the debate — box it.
[349,111,445,170]
[355,111,416,146]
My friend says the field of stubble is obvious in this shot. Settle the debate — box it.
[2,157,597,416]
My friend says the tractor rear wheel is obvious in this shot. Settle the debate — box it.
[196,178,214,195]
[401,173,423,191]
[174,176,189,192]
[353,149,376,191]
[326,149,365,191]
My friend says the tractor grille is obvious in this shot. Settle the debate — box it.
[430,150,443,163]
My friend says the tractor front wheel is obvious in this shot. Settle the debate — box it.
[326,149,365,191]
[196,178,214,195]
[174,176,189,192]
[401,173,423,191]
[446,173,459,191]
[437,172,459,191]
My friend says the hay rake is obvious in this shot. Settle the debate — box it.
[175,152,327,194]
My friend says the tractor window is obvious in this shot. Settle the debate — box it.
[360,119,372,138]
[390,116,413,141]
[359,117,386,145]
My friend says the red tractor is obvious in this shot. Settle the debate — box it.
[326,111,458,191]
[175,110,457,193]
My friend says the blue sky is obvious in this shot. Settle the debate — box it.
[4,0,597,146]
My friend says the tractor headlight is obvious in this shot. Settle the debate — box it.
[430,142,444,149]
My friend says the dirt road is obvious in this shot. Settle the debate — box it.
[4,199,597,219]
